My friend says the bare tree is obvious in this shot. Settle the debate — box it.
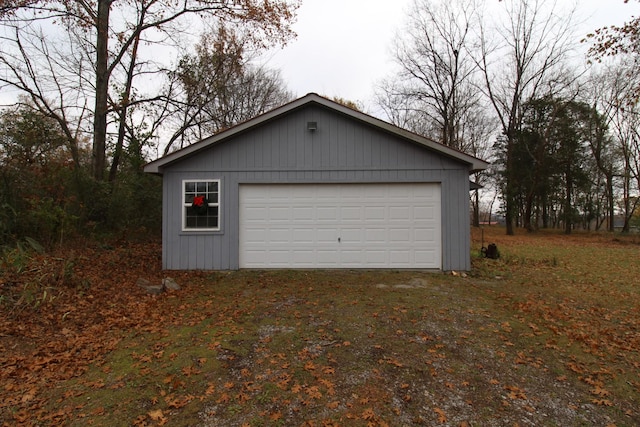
[603,64,640,232]
[377,0,481,151]
[586,0,640,100]
[0,0,299,181]
[0,25,91,170]
[376,0,498,227]
[375,82,435,137]
[463,106,497,226]
[474,0,580,235]
[581,66,632,231]
[161,25,293,155]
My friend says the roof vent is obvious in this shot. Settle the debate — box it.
[307,121,317,132]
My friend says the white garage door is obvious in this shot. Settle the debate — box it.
[239,183,441,269]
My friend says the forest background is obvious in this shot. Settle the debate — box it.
[1,0,640,250]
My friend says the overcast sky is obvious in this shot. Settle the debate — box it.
[265,0,638,112]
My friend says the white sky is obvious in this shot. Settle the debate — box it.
[0,0,635,116]
[265,0,638,112]
[266,0,411,108]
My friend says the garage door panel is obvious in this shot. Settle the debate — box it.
[387,185,412,198]
[316,185,337,197]
[415,250,438,264]
[364,207,386,221]
[293,250,315,264]
[317,250,340,264]
[269,250,292,264]
[268,228,290,243]
[317,228,338,243]
[389,206,412,221]
[340,228,363,242]
[244,206,267,221]
[293,207,314,221]
[340,206,361,221]
[413,228,437,243]
[414,206,436,220]
[293,228,315,243]
[317,207,337,220]
[242,249,265,266]
[390,250,411,264]
[365,251,387,264]
[244,228,267,243]
[239,183,441,269]
[389,228,410,242]
[267,186,292,199]
[341,250,364,265]
[364,228,387,242]
[341,186,366,198]
[267,207,290,221]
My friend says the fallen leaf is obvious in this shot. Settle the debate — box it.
[591,386,610,397]
[362,407,376,420]
[323,366,335,375]
[91,407,105,416]
[205,383,216,395]
[148,408,167,425]
[181,364,201,377]
[269,411,282,421]
[434,407,447,423]
[21,391,36,403]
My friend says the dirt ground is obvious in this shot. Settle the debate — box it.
[1,228,639,426]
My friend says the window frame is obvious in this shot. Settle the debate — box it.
[182,179,221,232]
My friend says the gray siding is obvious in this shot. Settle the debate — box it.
[161,104,471,270]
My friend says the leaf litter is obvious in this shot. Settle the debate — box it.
[1,229,640,426]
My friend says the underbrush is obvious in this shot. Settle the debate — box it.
[0,238,86,313]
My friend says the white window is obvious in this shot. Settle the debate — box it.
[183,180,220,231]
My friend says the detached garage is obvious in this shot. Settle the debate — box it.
[144,93,488,271]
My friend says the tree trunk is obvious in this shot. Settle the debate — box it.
[505,139,515,235]
[523,187,536,232]
[92,0,111,181]
[472,189,480,227]
[564,167,572,235]
[109,30,141,183]
[606,174,614,232]
[505,191,515,234]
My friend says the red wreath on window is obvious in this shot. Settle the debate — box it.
[192,195,205,207]
[191,195,208,215]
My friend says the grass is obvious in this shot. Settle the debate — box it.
[2,227,640,426]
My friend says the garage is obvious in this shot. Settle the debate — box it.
[239,183,441,269]
[145,93,488,270]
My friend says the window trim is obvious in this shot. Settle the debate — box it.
[182,179,221,232]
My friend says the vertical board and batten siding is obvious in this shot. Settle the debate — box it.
[161,104,471,270]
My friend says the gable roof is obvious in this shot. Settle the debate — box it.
[143,93,489,174]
